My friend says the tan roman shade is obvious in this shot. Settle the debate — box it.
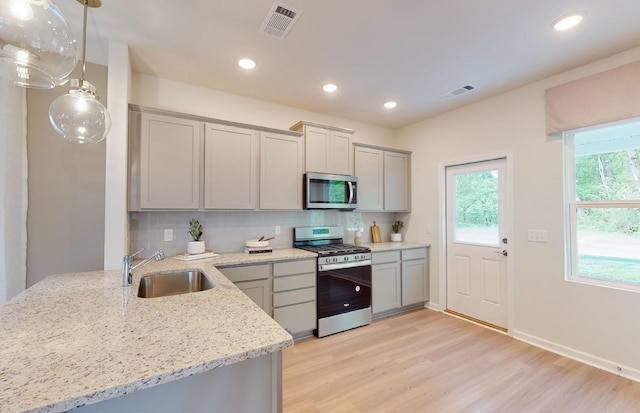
[545,60,640,134]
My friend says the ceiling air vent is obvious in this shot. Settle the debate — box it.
[259,1,303,40]
[442,84,475,99]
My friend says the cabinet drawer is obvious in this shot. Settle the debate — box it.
[273,301,316,335]
[274,287,315,307]
[402,248,427,261]
[218,264,271,283]
[273,273,315,292]
[372,250,400,265]
[273,259,316,277]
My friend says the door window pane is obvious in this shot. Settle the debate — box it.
[454,170,499,246]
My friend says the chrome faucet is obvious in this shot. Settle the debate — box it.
[122,248,165,286]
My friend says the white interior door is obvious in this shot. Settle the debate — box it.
[446,159,508,329]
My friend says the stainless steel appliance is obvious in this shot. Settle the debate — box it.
[304,173,358,210]
[294,226,372,337]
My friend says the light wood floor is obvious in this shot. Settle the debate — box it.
[283,309,640,412]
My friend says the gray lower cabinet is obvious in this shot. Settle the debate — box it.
[372,247,429,316]
[217,264,272,315]
[272,259,316,337]
[218,259,316,338]
[401,248,428,305]
[372,251,401,313]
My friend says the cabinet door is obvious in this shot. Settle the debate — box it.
[139,113,201,209]
[273,301,316,336]
[260,132,304,210]
[372,262,401,314]
[328,131,353,175]
[204,124,257,209]
[235,279,272,314]
[384,151,411,211]
[304,126,329,173]
[354,146,384,211]
[401,259,427,306]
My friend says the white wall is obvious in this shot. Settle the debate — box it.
[131,74,395,148]
[26,63,107,287]
[397,46,640,376]
[0,82,27,302]
[104,41,132,270]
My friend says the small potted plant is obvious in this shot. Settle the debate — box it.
[391,220,404,242]
[187,218,205,254]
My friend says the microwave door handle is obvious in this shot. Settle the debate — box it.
[347,181,354,204]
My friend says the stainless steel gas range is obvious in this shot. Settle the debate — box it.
[294,226,372,338]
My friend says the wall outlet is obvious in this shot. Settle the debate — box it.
[164,229,174,242]
[527,229,548,243]
[275,226,281,235]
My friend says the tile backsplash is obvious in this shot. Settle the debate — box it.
[130,210,399,258]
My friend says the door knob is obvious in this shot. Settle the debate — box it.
[494,249,508,256]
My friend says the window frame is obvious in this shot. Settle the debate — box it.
[564,127,640,293]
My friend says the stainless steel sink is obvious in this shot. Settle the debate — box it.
[137,270,214,298]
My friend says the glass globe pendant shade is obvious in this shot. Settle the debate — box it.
[49,79,111,143]
[0,0,77,88]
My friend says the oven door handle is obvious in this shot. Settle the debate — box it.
[319,260,372,272]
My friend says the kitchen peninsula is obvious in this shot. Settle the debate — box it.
[0,249,314,413]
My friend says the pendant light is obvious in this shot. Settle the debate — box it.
[0,0,77,88]
[48,0,110,144]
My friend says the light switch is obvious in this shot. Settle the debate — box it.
[527,229,548,243]
[275,226,281,235]
[164,229,174,242]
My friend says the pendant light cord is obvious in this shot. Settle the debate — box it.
[80,0,88,83]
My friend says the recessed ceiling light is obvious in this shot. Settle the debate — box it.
[238,58,256,70]
[552,11,586,31]
[323,83,338,93]
[383,101,397,109]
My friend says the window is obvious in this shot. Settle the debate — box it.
[564,117,640,291]
[454,169,500,246]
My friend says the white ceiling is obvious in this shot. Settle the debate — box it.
[55,0,640,129]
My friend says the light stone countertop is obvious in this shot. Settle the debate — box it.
[0,248,315,413]
[363,241,431,252]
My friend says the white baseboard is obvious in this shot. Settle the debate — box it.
[425,302,441,312]
[513,330,640,383]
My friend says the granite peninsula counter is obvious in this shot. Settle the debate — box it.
[0,248,316,413]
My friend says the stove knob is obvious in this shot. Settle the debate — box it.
[345,256,349,261]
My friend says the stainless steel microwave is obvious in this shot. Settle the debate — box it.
[304,173,358,210]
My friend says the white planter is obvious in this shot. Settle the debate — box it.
[188,240,206,254]
[390,233,402,242]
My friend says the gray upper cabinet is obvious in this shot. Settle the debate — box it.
[354,145,384,211]
[204,123,258,210]
[354,143,411,212]
[384,151,411,212]
[130,111,202,210]
[291,121,354,175]
[260,132,304,210]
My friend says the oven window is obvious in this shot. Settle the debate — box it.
[317,266,371,318]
